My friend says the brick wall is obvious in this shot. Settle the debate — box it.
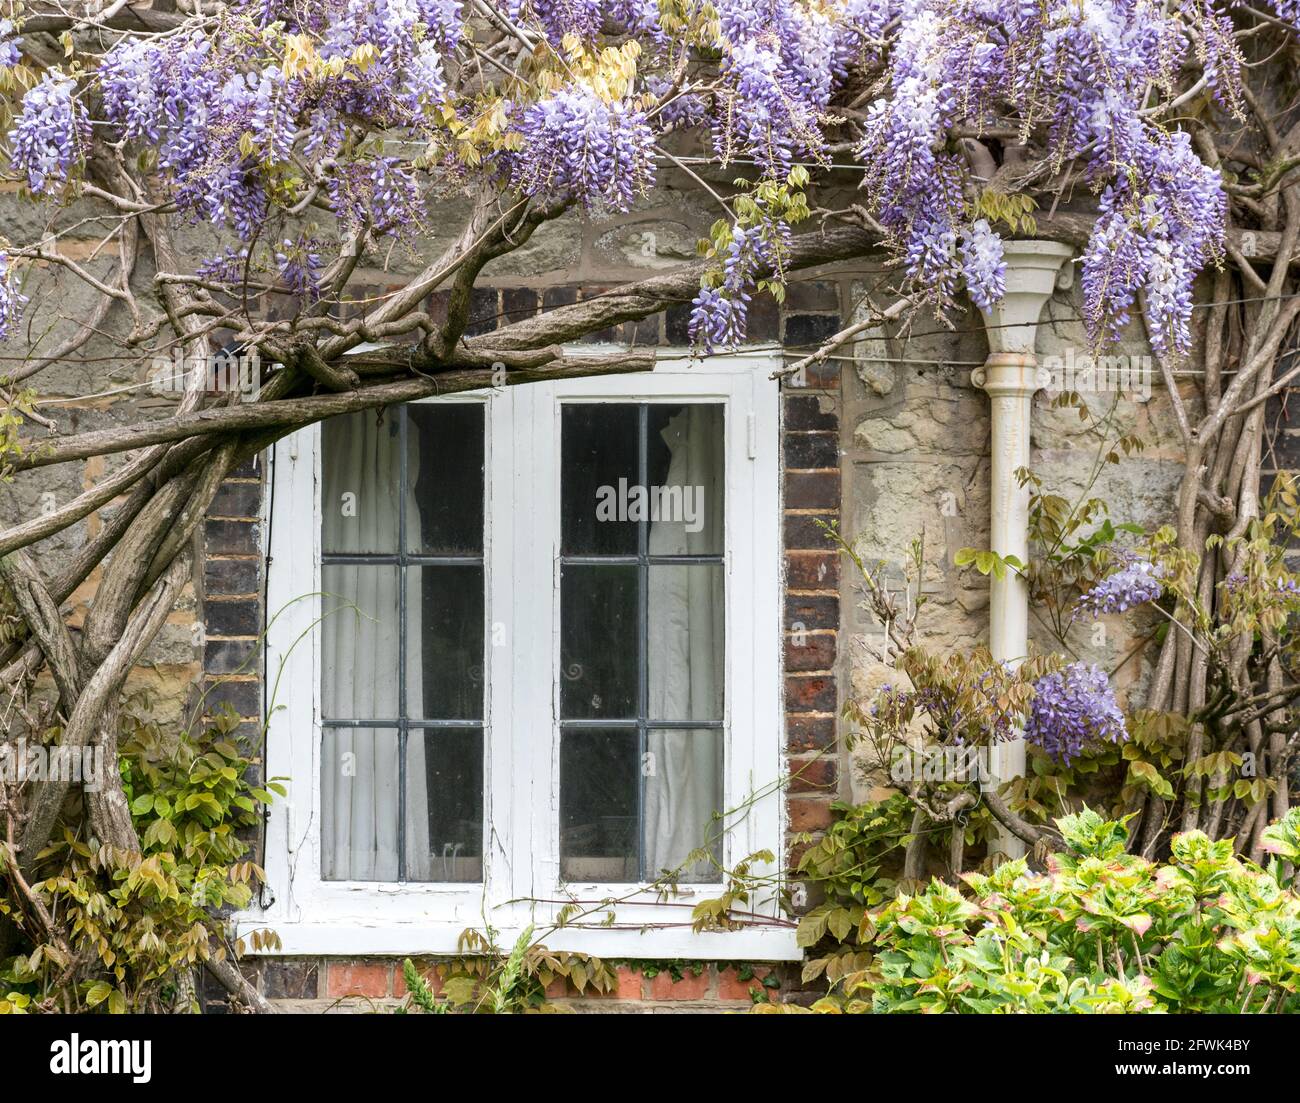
[200,450,264,751]
[219,956,803,1013]
[782,350,843,843]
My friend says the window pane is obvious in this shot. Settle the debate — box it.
[562,404,639,555]
[407,404,485,554]
[560,564,638,719]
[408,566,484,720]
[559,728,724,884]
[406,728,482,882]
[322,564,400,720]
[322,411,400,554]
[560,728,638,882]
[646,404,724,556]
[645,729,723,883]
[321,727,399,881]
[648,564,724,722]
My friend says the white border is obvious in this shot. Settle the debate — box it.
[239,352,795,959]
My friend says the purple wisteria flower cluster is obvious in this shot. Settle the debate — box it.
[645,77,707,131]
[1075,557,1165,618]
[507,0,661,45]
[274,238,325,303]
[688,225,780,350]
[1269,0,1300,25]
[8,72,88,193]
[97,29,269,236]
[513,86,655,212]
[856,0,1227,351]
[857,5,963,307]
[0,252,26,343]
[196,248,253,285]
[1025,662,1128,764]
[328,157,422,236]
[712,0,859,176]
[959,219,1006,313]
[0,18,20,68]
[1082,132,1226,355]
[90,3,461,238]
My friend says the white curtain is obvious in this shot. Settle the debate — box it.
[320,412,432,881]
[644,406,724,881]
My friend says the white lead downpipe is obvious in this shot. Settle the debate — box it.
[971,240,1073,857]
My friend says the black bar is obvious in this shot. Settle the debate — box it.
[322,554,484,566]
[559,717,722,729]
[558,554,723,566]
[3,1010,1292,1072]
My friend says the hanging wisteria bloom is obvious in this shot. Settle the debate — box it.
[645,76,706,131]
[275,238,325,303]
[0,253,26,342]
[196,248,252,285]
[847,0,1226,352]
[328,157,422,235]
[510,0,602,44]
[833,0,893,74]
[1267,0,1300,25]
[403,40,448,109]
[1082,136,1225,354]
[1075,558,1165,619]
[688,222,788,350]
[514,86,655,212]
[508,0,660,47]
[97,30,271,236]
[0,18,20,68]
[960,219,1006,312]
[713,0,838,174]
[8,72,87,194]
[1025,662,1128,764]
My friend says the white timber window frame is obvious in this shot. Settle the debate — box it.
[239,352,796,959]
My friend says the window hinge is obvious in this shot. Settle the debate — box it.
[746,412,757,459]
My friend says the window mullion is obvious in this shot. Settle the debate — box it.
[397,407,409,883]
[636,403,649,884]
[494,383,553,913]
[485,389,509,912]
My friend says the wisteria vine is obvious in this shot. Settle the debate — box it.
[0,0,1287,350]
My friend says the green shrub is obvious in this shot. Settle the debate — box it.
[0,706,282,1013]
[797,807,1300,1013]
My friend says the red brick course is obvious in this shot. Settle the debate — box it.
[647,968,711,1001]
[324,960,391,999]
[717,967,771,1001]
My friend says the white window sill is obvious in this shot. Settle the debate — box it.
[233,917,801,961]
